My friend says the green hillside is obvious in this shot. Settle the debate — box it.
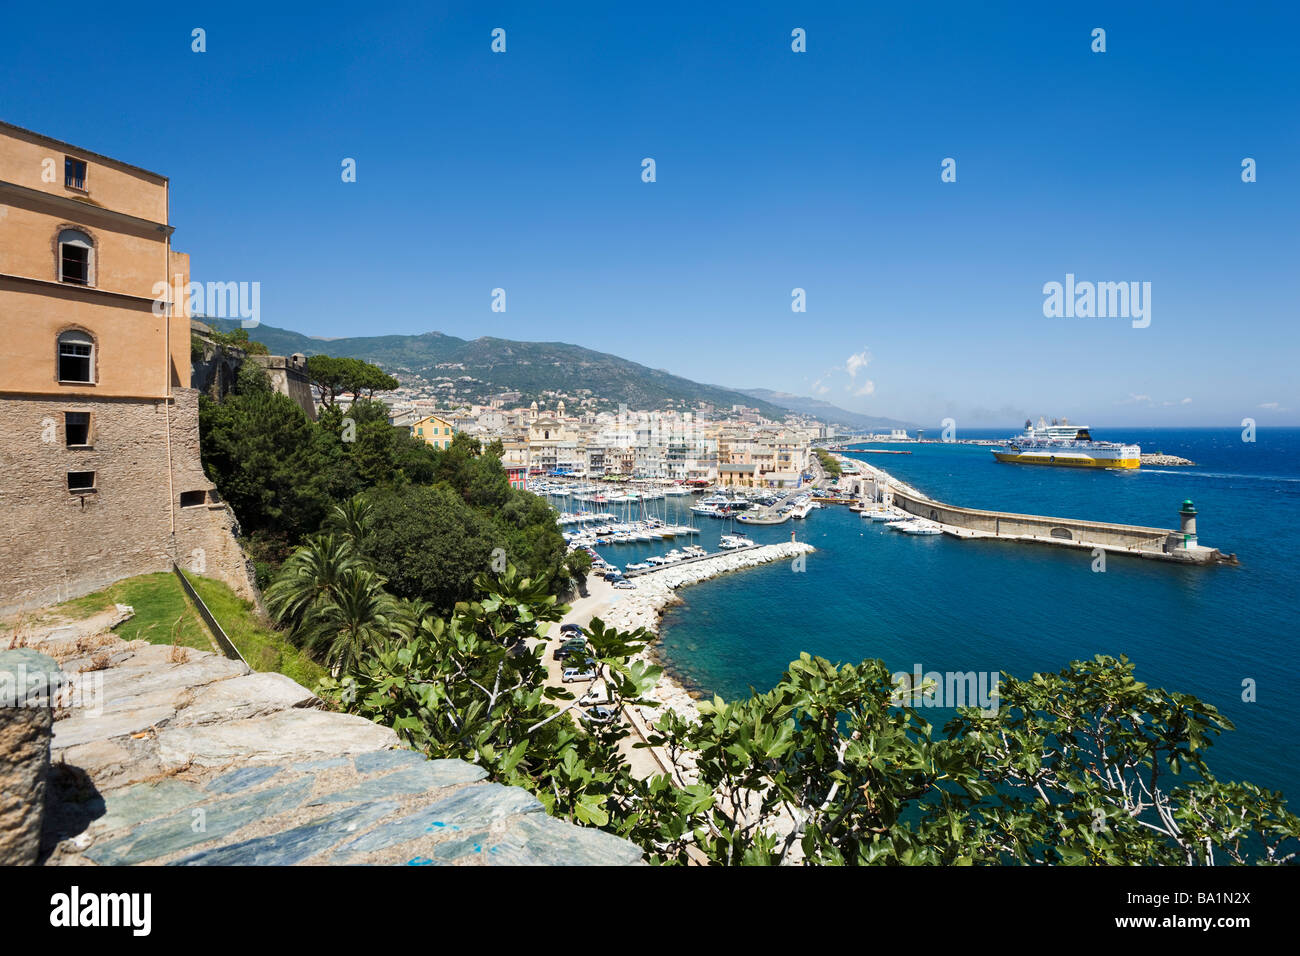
[210,320,799,418]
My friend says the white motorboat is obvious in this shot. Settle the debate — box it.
[887,519,942,535]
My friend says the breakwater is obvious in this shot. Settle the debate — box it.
[839,456,1232,565]
[601,542,814,722]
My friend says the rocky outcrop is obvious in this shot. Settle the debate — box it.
[14,612,642,866]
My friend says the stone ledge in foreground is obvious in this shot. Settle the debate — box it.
[25,616,642,866]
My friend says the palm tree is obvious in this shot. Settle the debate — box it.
[264,534,364,635]
[323,495,374,545]
[297,567,400,674]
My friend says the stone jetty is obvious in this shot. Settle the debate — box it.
[600,542,815,723]
[1,607,642,866]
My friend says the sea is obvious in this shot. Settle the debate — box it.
[568,428,1299,801]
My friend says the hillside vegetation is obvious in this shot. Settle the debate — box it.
[212,320,798,417]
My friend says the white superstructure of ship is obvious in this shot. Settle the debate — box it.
[991,417,1141,469]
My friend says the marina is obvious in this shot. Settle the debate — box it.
[654,429,1294,805]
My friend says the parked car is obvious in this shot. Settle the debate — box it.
[559,622,583,636]
[582,705,619,724]
[612,580,636,590]
[578,680,611,705]
[554,638,587,660]
[603,571,624,582]
[562,662,597,682]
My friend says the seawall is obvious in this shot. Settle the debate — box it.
[840,456,1230,565]
[601,541,815,723]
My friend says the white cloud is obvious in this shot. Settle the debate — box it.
[1259,402,1280,409]
[852,379,876,397]
[845,349,872,379]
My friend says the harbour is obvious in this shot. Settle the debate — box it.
[652,428,1297,804]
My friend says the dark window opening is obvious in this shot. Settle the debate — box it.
[65,412,90,446]
[180,490,206,507]
[58,336,93,382]
[65,157,87,190]
[61,244,89,284]
[67,471,96,493]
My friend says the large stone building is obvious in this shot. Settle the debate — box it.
[0,121,252,614]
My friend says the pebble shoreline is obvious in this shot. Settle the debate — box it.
[598,542,816,723]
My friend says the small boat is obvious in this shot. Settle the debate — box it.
[887,519,942,535]
[719,533,754,550]
[903,523,942,535]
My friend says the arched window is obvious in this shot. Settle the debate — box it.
[57,330,95,383]
[58,229,94,285]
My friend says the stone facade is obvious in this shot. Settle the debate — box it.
[0,122,255,616]
[190,333,317,421]
[0,387,254,615]
[249,353,316,420]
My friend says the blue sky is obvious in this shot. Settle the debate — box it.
[4,1,1297,427]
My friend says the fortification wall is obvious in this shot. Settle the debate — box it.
[0,387,255,615]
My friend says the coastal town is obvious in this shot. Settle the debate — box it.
[390,396,829,489]
[4,0,1297,903]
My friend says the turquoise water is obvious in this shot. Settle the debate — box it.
[651,428,1300,800]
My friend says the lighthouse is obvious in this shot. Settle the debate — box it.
[1178,499,1198,549]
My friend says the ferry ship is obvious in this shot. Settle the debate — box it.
[991,418,1141,469]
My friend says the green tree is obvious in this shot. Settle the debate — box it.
[310,573,1300,866]
[318,567,661,829]
[199,390,344,540]
[296,566,403,674]
[944,655,1300,865]
[305,355,350,409]
[264,533,366,634]
[305,355,397,409]
[358,484,498,611]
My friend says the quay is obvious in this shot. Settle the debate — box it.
[622,544,761,577]
[835,456,1235,566]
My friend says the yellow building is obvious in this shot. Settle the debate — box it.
[410,414,455,449]
[0,121,251,614]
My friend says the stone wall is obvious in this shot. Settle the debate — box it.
[190,338,316,421]
[889,488,1175,553]
[250,353,316,420]
[0,387,255,616]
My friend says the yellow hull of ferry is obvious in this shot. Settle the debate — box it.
[992,452,1140,469]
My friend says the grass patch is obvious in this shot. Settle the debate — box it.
[183,572,327,688]
[52,572,214,652]
[44,572,326,689]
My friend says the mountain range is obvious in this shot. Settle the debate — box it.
[208,319,915,430]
